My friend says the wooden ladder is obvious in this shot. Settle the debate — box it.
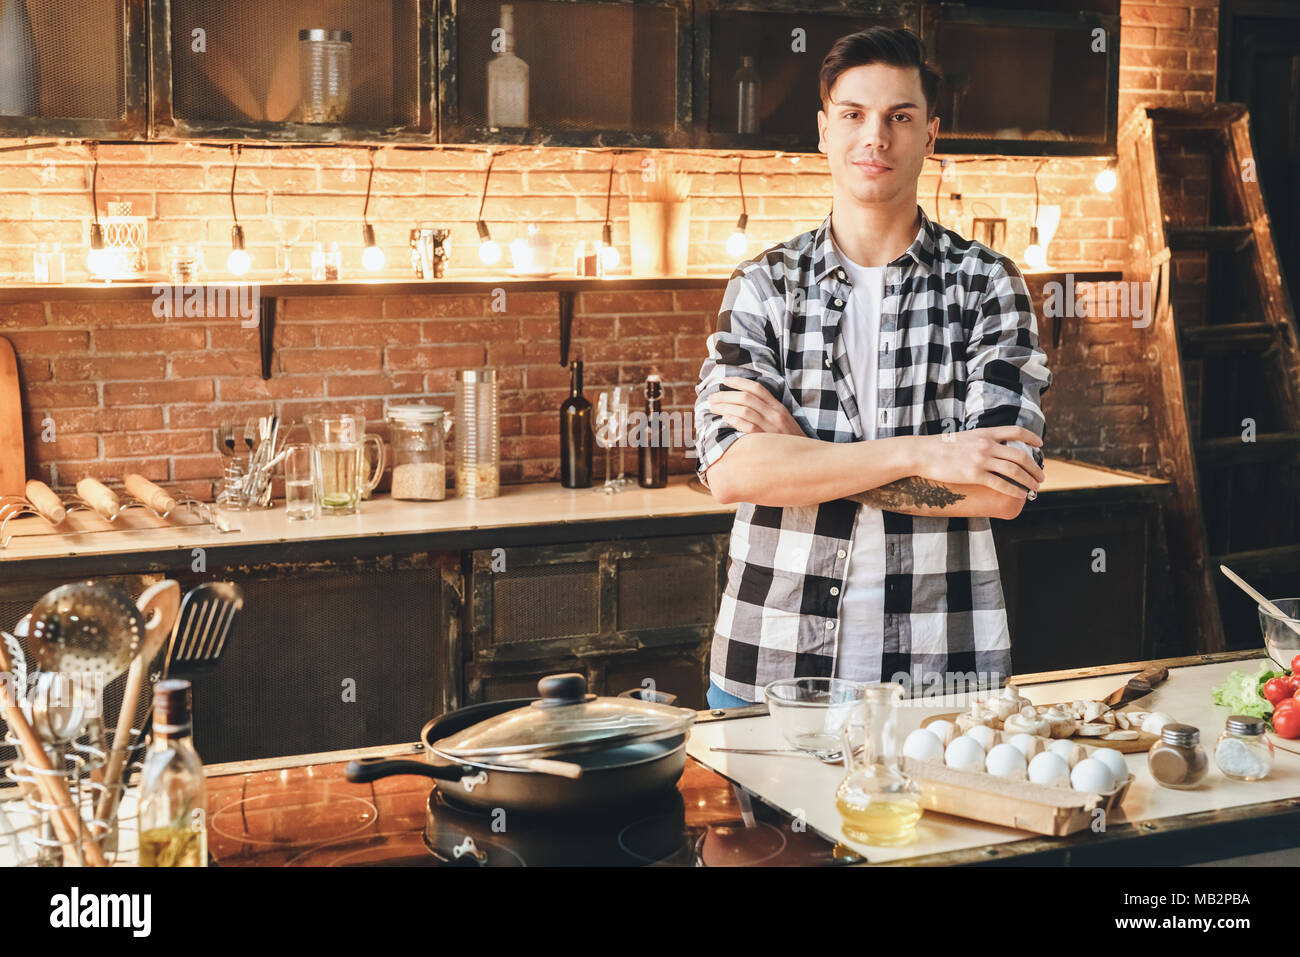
[1119,104,1300,652]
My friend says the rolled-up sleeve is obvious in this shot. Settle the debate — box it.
[693,266,786,487]
[961,258,1052,468]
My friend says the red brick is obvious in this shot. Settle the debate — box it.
[56,459,169,486]
[578,291,676,314]
[103,380,214,405]
[0,302,45,328]
[168,403,268,430]
[19,358,51,382]
[323,373,426,396]
[170,352,262,377]
[24,383,98,407]
[383,294,489,319]
[27,433,98,461]
[218,376,325,402]
[3,330,91,356]
[281,297,384,323]
[171,455,225,480]
[318,322,423,347]
[95,327,206,352]
[48,300,164,327]
[420,318,520,343]
[103,430,212,458]
[29,407,165,434]
[279,348,382,374]
[386,344,485,371]
[56,356,167,381]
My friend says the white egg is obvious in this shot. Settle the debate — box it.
[1047,739,1086,768]
[902,728,945,763]
[1141,711,1175,735]
[1090,746,1130,783]
[1007,732,1045,760]
[965,725,998,752]
[926,719,956,747]
[985,743,1028,779]
[1028,751,1071,787]
[1070,757,1117,793]
[944,735,986,771]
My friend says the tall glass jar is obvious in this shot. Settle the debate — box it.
[387,402,450,501]
[455,368,499,499]
[835,682,923,846]
[299,29,352,123]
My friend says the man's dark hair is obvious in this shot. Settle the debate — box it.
[819,27,941,120]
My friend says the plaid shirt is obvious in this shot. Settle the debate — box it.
[694,207,1051,702]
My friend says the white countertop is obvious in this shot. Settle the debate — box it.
[686,656,1298,863]
[0,457,1162,563]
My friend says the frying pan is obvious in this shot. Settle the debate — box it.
[345,696,689,815]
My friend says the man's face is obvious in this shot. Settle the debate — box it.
[817,62,939,207]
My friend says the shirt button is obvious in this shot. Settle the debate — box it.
[837,269,846,280]
[829,586,840,596]
[825,621,836,630]
[833,298,843,307]
[879,410,888,425]
[836,549,847,559]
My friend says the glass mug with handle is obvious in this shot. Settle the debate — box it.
[305,413,385,515]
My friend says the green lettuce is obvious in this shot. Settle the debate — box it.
[1210,661,1280,720]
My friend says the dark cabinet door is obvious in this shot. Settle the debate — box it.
[0,0,148,139]
[149,0,436,142]
[438,0,694,146]
[692,0,915,152]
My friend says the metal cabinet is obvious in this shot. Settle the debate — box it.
[464,533,728,707]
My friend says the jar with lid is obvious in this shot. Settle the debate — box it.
[1215,715,1273,782]
[1147,723,1210,789]
[387,403,450,501]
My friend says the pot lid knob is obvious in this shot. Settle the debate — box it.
[533,672,596,708]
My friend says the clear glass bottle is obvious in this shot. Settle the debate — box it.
[637,374,667,488]
[835,682,922,846]
[734,55,760,135]
[311,242,327,281]
[1147,723,1210,790]
[486,3,529,128]
[1215,715,1273,782]
[138,679,208,867]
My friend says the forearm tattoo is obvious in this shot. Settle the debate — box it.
[850,477,967,511]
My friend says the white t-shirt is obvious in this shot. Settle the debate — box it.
[830,235,888,682]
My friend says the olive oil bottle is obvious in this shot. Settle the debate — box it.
[138,679,207,867]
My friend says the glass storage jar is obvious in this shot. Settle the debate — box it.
[1147,723,1210,789]
[387,403,450,501]
[1215,715,1273,781]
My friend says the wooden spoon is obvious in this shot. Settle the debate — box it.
[1219,565,1300,642]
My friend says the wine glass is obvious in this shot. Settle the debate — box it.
[610,385,633,489]
[593,391,621,495]
[272,217,309,280]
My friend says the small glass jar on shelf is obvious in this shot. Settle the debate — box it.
[387,403,450,502]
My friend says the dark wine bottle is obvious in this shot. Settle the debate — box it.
[559,359,593,488]
[638,374,668,489]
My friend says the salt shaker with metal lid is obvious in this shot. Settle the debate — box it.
[1147,723,1210,789]
[1215,715,1273,782]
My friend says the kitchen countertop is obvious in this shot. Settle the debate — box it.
[199,650,1297,867]
[0,458,1166,568]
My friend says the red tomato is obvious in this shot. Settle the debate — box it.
[1286,675,1300,696]
[1264,677,1294,705]
[1274,707,1300,739]
[1274,696,1299,713]
[1290,654,1300,675]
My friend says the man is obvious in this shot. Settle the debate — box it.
[694,26,1052,708]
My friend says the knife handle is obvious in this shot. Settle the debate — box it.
[1127,666,1169,693]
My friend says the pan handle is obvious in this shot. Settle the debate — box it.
[344,757,469,784]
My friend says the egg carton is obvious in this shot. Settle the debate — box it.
[901,755,1134,837]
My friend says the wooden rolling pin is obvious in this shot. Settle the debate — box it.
[76,477,121,520]
[24,480,66,525]
[124,473,177,516]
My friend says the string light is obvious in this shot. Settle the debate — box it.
[725,156,748,259]
[1023,160,1047,270]
[1094,161,1117,194]
[600,157,619,271]
[84,141,117,279]
[227,144,251,276]
[476,149,501,265]
[361,147,385,271]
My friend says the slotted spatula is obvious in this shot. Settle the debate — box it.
[164,582,244,676]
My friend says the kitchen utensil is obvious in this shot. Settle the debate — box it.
[124,473,177,516]
[25,670,88,862]
[921,708,1159,753]
[709,745,859,765]
[219,421,237,457]
[24,480,66,524]
[0,636,106,865]
[26,581,144,677]
[163,581,245,675]
[764,677,867,760]
[345,674,696,814]
[0,336,22,498]
[305,413,384,514]
[1219,564,1300,666]
[454,369,499,499]
[75,478,121,521]
[96,580,181,832]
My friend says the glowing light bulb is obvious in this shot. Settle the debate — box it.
[479,239,502,265]
[227,247,251,275]
[363,244,386,271]
[1094,166,1117,193]
[1024,243,1045,269]
[600,243,619,270]
[725,230,748,259]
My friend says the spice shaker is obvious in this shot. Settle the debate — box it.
[387,403,450,501]
[1147,723,1209,789]
[1215,715,1273,782]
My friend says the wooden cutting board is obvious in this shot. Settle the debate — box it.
[0,335,23,498]
[922,710,1159,754]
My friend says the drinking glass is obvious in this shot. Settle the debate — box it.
[610,385,633,489]
[272,218,309,280]
[283,443,315,520]
[593,390,624,495]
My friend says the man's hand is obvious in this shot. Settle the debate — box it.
[706,376,806,437]
[911,426,1045,495]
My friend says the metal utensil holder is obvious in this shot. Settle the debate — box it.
[0,725,145,866]
[0,482,226,549]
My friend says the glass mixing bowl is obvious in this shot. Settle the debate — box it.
[764,678,867,760]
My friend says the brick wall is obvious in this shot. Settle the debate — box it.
[0,0,1217,497]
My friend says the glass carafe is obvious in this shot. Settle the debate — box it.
[835,683,923,846]
[305,413,385,515]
